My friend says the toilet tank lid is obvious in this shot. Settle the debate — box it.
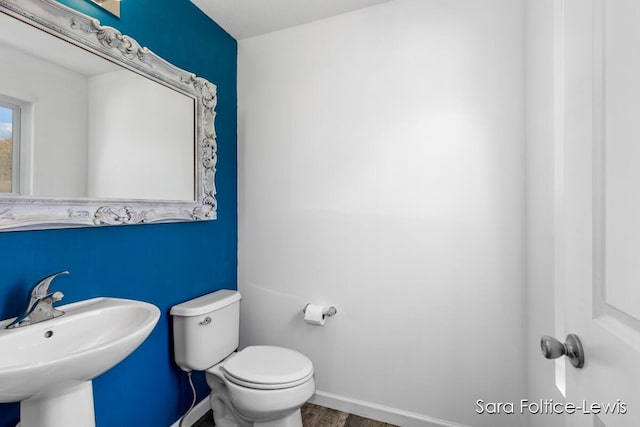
[170,290,241,317]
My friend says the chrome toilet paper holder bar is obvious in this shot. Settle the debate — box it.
[303,304,337,318]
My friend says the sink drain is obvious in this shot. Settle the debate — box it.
[44,330,53,338]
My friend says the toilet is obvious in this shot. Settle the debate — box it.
[170,290,315,427]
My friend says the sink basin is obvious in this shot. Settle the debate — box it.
[0,297,160,427]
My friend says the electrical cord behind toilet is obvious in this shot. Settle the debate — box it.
[179,371,197,427]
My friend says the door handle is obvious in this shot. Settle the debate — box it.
[540,334,584,368]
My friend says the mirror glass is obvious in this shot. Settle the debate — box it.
[0,11,196,202]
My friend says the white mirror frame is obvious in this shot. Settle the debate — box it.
[0,0,217,231]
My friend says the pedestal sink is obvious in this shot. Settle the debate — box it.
[0,297,160,427]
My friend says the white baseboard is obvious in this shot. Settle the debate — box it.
[309,390,470,427]
[168,389,469,427]
[170,397,211,427]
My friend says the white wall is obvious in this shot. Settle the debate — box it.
[87,70,195,201]
[238,1,526,426]
[0,42,88,197]
[524,1,565,426]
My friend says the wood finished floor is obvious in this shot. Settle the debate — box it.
[192,403,398,427]
[301,403,398,427]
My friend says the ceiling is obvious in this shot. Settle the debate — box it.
[190,0,394,40]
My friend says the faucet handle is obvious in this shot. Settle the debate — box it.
[31,271,69,297]
[6,273,68,329]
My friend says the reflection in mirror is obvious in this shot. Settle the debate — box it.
[0,14,195,202]
[0,101,18,194]
[88,70,194,201]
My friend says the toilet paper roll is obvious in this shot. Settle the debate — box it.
[303,304,327,326]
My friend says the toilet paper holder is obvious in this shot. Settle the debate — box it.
[302,304,337,318]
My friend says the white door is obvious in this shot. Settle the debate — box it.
[558,0,640,426]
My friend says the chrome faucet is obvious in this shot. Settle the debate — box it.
[6,271,68,329]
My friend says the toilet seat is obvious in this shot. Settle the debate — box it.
[222,346,314,390]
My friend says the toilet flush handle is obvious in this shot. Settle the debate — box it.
[199,316,212,326]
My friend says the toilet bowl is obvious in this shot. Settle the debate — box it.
[207,346,315,426]
[170,291,315,427]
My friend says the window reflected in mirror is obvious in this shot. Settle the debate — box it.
[0,102,19,194]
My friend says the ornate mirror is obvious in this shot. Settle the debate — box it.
[0,0,217,231]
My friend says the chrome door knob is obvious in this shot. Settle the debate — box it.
[540,334,584,368]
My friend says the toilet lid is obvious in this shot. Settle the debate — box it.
[222,346,314,390]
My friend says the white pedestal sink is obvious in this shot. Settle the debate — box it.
[0,297,160,427]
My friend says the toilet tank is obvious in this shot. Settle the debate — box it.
[170,290,241,371]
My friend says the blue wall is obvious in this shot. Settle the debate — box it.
[0,0,237,425]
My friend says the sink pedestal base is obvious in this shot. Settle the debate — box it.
[21,381,95,427]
